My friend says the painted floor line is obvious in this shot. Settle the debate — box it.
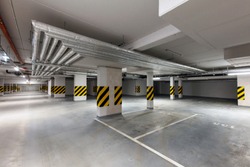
[95,118,185,167]
[134,114,198,140]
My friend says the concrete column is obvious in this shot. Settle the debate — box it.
[178,78,183,99]
[74,74,87,101]
[48,80,52,95]
[147,72,154,109]
[170,77,175,100]
[97,67,122,117]
[0,79,4,96]
[237,75,250,107]
[54,77,65,98]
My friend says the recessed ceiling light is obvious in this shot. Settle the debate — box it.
[159,0,189,17]
[228,72,250,76]
[14,67,19,71]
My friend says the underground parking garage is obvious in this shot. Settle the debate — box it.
[0,0,250,167]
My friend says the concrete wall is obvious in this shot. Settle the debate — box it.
[87,78,97,96]
[65,78,74,96]
[155,79,237,99]
[122,79,146,96]
[237,75,250,106]
[19,84,40,92]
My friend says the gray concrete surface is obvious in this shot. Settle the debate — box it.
[0,92,250,167]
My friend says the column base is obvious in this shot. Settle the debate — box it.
[170,95,175,100]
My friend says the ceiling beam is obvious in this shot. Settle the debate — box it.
[122,25,184,51]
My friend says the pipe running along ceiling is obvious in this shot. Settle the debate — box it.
[31,20,205,77]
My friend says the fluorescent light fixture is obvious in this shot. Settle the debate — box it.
[159,0,189,16]
[14,67,19,71]
[228,72,250,76]
[153,77,161,80]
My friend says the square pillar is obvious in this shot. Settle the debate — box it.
[147,72,154,109]
[237,75,250,106]
[54,77,65,98]
[97,67,122,117]
[0,79,4,96]
[74,74,87,101]
[48,80,52,95]
[170,77,175,100]
[178,78,183,98]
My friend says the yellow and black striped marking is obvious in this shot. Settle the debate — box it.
[0,86,3,93]
[51,86,55,93]
[74,86,87,96]
[147,86,154,101]
[237,86,245,100]
[114,86,122,105]
[178,86,183,95]
[54,86,66,94]
[170,86,175,95]
[135,86,140,93]
[97,86,109,107]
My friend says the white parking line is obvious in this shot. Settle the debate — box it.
[134,114,198,140]
[95,118,185,167]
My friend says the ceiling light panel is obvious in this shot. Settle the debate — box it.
[159,0,189,17]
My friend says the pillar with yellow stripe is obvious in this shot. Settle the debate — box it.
[178,78,183,99]
[97,67,122,117]
[147,72,154,109]
[54,77,65,98]
[237,86,245,100]
[74,74,87,101]
[0,79,4,96]
[170,76,175,100]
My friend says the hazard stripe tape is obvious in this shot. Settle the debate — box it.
[135,86,140,93]
[114,86,122,105]
[74,86,87,96]
[147,86,154,101]
[237,86,245,100]
[51,86,55,93]
[178,86,183,95]
[54,86,66,94]
[97,86,109,107]
[170,86,175,95]
[0,86,3,93]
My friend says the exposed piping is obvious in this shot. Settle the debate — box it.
[57,49,75,64]
[50,43,67,63]
[32,20,205,74]
[45,38,58,62]
[0,16,24,64]
[64,54,81,65]
[31,30,40,75]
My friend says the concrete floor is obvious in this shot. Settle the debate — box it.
[0,92,250,167]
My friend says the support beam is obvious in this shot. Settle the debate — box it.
[237,75,250,107]
[0,79,4,96]
[123,25,184,51]
[48,80,52,96]
[178,78,183,99]
[74,74,87,101]
[147,72,154,109]
[54,77,65,98]
[170,77,175,100]
[97,67,122,117]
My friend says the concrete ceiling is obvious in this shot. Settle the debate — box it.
[1,0,250,78]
